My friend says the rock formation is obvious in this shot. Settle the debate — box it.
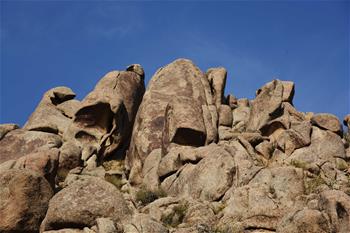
[0,59,349,233]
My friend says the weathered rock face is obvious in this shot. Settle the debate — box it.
[64,65,145,165]
[0,123,19,140]
[127,59,218,184]
[24,87,78,135]
[1,58,349,233]
[311,113,343,135]
[247,80,284,132]
[220,167,305,231]
[160,144,236,201]
[41,176,131,231]
[0,149,59,187]
[0,169,53,233]
[0,129,62,163]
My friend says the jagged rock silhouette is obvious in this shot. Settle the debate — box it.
[0,59,349,233]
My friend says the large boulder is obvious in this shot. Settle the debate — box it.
[0,129,62,164]
[247,80,284,132]
[206,67,227,109]
[311,113,343,136]
[277,121,312,156]
[0,149,59,187]
[40,176,131,231]
[277,190,350,233]
[64,65,145,164]
[288,126,346,166]
[220,167,305,231]
[162,96,206,155]
[160,144,235,201]
[24,86,77,135]
[0,169,53,233]
[319,190,350,233]
[127,59,216,184]
[276,209,331,233]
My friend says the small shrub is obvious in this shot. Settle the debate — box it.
[161,203,188,227]
[304,175,326,194]
[105,174,124,189]
[135,187,166,205]
[290,159,308,169]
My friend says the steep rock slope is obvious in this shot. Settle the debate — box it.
[0,59,349,233]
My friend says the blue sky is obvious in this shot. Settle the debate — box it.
[0,1,349,126]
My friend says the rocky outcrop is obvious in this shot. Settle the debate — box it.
[126,59,219,184]
[0,59,349,233]
[64,65,145,166]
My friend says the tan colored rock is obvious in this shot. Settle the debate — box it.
[122,213,168,233]
[202,105,218,144]
[232,103,251,132]
[0,123,19,140]
[24,86,76,134]
[311,113,343,135]
[44,230,85,233]
[162,96,206,155]
[218,127,267,145]
[255,141,274,159]
[206,67,227,108]
[142,149,162,191]
[96,218,117,233]
[64,66,145,163]
[277,121,312,155]
[56,99,81,118]
[281,81,295,103]
[183,201,216,226]
[276,209,331,233]
[41,177,131,231]
[221,167,305,231]
[227,94,238,109]
[247,80,283,132]
[343,114,350,128]
[319,190,350,233]
[221,140,264,187]
[13,149,59,187]
[161,144,235,201]
[57,141,82,182]
[0,169,53,232]
[0,129,62,164]
[288,126,346,166]
[127,59,213,184]
[218,104,233,127]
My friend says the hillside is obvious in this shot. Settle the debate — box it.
[0,58,349,233]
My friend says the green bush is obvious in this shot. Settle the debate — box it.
[135,187,166,205]
[161,203,188,227]
[105,174,124,189]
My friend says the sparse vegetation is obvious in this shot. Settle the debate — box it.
[161,202,188,227]
[105,173,124,189]
[304,175,327,194]
[290,159,308,170]
[135,187,167,205]
[102,160,124,172]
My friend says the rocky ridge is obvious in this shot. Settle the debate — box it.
[0,58,349,233]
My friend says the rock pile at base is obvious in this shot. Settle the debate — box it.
[0,59,349,233]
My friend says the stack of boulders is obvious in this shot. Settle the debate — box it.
[1,59,349,233]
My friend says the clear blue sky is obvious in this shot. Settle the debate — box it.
[1,1,349,126]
